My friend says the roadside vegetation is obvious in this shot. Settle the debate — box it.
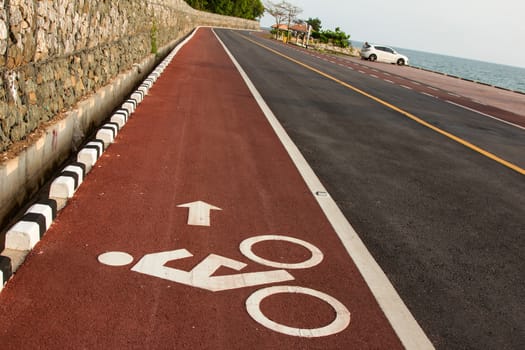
[184,0,265,20]
[265,1,351,49]
[312,26,350,48]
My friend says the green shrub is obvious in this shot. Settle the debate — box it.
[150,19,158,54]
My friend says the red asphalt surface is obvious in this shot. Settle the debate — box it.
[0,29,402,349]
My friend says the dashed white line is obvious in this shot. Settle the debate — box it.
[447,92,460,97]
[384,79,394,84]
[358,70,366,74]
[371,74,378,78]
[384,73,392,76]
[422,92,436,98]
[401,85,412,90]
[445,100,525,130]
[428,86,439,91]
[472,100,488,106]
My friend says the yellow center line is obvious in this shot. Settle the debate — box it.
[238,33,525,176]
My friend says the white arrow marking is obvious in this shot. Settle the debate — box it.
[177,201,222,226]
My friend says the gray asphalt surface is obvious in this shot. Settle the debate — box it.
[215,29,525,349]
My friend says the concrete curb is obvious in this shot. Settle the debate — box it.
[409,65,525,95]
[0,28,199,292]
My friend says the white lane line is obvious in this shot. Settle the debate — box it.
[448,92,460,97]
[371,74,379,78]
[401,85,413,90]
[214,29,434,350]
[428,86,439,91]
[384,79,394,84]
[473,99,488,106]
[412,81,421,85]
[384,73,392,76]
[445,100,525,130]
[358,70,366,74]
[422,92,436,98]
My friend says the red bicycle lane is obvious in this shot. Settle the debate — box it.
[0,28,421,349]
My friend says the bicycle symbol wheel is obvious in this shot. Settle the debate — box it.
[246,285,351,338]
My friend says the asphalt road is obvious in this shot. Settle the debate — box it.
[214,29,525,349]
[1,28,523,349]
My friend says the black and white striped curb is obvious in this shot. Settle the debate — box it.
[0,28,198,291]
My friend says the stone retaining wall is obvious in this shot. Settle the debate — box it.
[0,0,258,231]
[0,0,257,152]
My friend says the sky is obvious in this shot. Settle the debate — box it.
[260,0,525,68]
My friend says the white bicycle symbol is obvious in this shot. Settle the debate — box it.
[98,234,350,338]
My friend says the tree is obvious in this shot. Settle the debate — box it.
[184,0,263,20]
[265,1,302,41]
[317,27,351,48]
[207,0,234,15]
[185,0,208,10]
[264,1,287,39]
[306,17,321,32]
[280,1,302,41]
[240,0,264,20]
[249,0,265,19]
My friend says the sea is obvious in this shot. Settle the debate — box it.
[351,40,525,93]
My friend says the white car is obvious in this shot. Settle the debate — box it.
[361,43,409,66]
